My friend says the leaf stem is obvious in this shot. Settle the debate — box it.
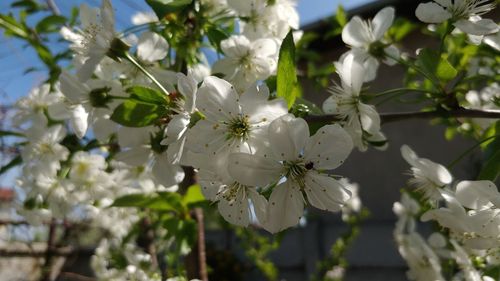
[447,134,500,169]
[123,52,170,96]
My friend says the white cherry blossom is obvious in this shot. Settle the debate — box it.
[212,36,278,92]
[61,0,118,81]
[186,76,287,156]
[323,53,385,151]
[401,144,453,200]
[342,7,399,81]
[228,114,353,233]
[416,0,498,36]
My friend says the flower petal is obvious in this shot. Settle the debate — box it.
[137,31,169,63]
[196,76,240,121]
[372,7,395,40]
[304,172,351,211]
[228,153,283,187]
[454,18,499,36]
[304,124,353,170]
[70,105,89,138]
[268,114,309,161]
[263,181,304,233]
[456,180,500,209]
[415,2,451,24]
[152,155,185,187]
[342,17,370,47]
[218,188,251,227]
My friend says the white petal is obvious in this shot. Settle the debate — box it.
[80,3,98,28]
[59,71,89,103]
[252,38,278,57]
[185,119,227,154]
[228,153,283,187]
[101,0,115,32]
[263,181,304,233]
[304,124,353,170]
[77,55,104,82]
[152,155,185,187]
[248,189,268,225]
[400,144,420,167]
[372,7,395,40]
[383,45,400,65]
[322,96,337,114]
[342,17,370,47]
[455,18,499,36]
[456,180,499,209]
[358,103,381,134]
[415,2,451,24]
[114,147,151,166]
[164,114,189,145]
[218,189,251,227]
[70,105,89,138]
[177,73,198,111]
[304,172,351,212]
[268,114,309,161]
[196,76,240,121]
[137,31,169,63]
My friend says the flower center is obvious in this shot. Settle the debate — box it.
[284,160,308,189]
[227,115,251,140]
[219,182,245,203]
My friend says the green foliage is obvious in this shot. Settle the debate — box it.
[388,18,417,42]
[416,48,458,84]
[127,85,169,105]
[235,228,280,281]
[206,25,230,53]
[145,0,193,19]
[35,15,67,33]
[277,30,301,109]
[478,150,500,181]
[111,99,168,127]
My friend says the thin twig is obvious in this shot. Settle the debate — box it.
[304,109,500,125]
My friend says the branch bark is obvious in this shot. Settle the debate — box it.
[304,109,500,125]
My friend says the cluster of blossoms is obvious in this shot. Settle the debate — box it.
[395,145,500,281]
[4,0,499,279]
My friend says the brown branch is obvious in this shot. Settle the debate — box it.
[58,272,96,281]
[195,208,208,281]
[40,219,57,281]
[304,109,500,125]
[0,246,94,257]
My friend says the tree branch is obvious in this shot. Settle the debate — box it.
[304,109,500,125]
[45,0,61,15]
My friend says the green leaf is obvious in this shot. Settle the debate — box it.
[277,30,301,109]
[0,156,22,175]
[182,184,205,207]
[478,150,500,181]
[335,5,347,27]
[0,14,28,39]
[206,26,229,53]
[145,0,192,19]
[416,48,457,82]
[35,15,67,34]
[111,193,152,207]
[126,85,168,105]
[111,100,166,127]
[11,0,41,13]
[388,18,417,42]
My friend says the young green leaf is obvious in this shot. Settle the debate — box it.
[416,48,458,83]
[35,15,67,34]
[126,85,168,105]
[182,184,205,207]
[0,156,22,175]
[145,0,193,19]
[478,150,500,181]
[111,100,167,127]
[277,30,301,109]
